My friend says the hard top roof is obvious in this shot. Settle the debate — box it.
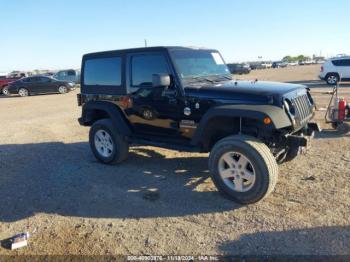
[83,46,218,58]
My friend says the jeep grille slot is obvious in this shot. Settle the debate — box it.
[292,94,312,126]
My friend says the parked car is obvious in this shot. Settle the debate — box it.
[7,76,76,96]
[249,62,264,70]
[272,61,288,68]
[7,72,28,78]
[261,62,272,69]
[227,63,251,74]
[53,69,80,84]
[77,46,320,204]
[0,76,23,95]
[304,60,315,65]
[288,62,298,66]
[319,56,350,85]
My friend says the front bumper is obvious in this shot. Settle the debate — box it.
[286,122,321,149]
[78,117,85,126]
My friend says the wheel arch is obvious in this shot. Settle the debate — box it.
[325,72,340,79]
[191,105,291,151]
[80,101,132,136]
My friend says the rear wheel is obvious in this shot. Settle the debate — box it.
[89,119,129,164]
[18,88,29,97]
[326,74,339,85]
[209,135,278,204]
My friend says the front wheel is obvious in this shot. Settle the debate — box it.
[2,86,9,96]
[209,135,278,204]
[18,88,29,97]
[58,86,68,94]
[89,119,129,165]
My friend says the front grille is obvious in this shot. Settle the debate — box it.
[291,94,313,126]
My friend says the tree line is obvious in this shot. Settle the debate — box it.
[282,55,311,62]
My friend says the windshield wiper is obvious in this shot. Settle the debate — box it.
[209,75,232,82]
[185,76,216,84]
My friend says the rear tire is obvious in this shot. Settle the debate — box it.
[209,135,278,204]
[89,119,129,165]
[326,74,339,85]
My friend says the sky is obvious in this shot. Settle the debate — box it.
[1,0,349,72]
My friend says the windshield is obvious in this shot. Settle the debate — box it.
[170,49,231,83]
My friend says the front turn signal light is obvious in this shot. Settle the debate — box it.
[263,117,272,125]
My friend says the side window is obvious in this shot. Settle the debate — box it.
[67,70,75,76]
[39,77,50,82]
[131,54,169,87]
[332,60,341,66]
[84,57,122,86]
[57,72,65,77]
[332,59,350,66]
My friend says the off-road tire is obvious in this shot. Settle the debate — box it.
[209,135,278,204]
[89,119,129,165]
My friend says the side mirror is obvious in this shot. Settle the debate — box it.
[152,74,171,88]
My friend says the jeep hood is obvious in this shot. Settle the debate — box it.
[184,80,307,105]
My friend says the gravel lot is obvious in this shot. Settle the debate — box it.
[0,65,349,255]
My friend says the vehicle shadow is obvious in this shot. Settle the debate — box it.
[0,142,240,222]
[315,127,350,139]
[0,95,21,99]
[218,226,350,255]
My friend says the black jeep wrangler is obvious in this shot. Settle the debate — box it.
[77,46,320,204]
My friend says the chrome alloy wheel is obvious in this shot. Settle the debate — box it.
[94,130,114,158]
[218,151,256,192]
[58,86,68,94]
[327,75,338,85]
[18,88,29,97]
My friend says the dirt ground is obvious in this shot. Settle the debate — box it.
[0,65,349,256]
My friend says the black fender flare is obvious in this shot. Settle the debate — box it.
[80,100,132,136]
[191,104,291,146]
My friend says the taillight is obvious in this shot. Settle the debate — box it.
[320,66,324,72]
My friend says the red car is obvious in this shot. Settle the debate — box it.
[0,77,22,95]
